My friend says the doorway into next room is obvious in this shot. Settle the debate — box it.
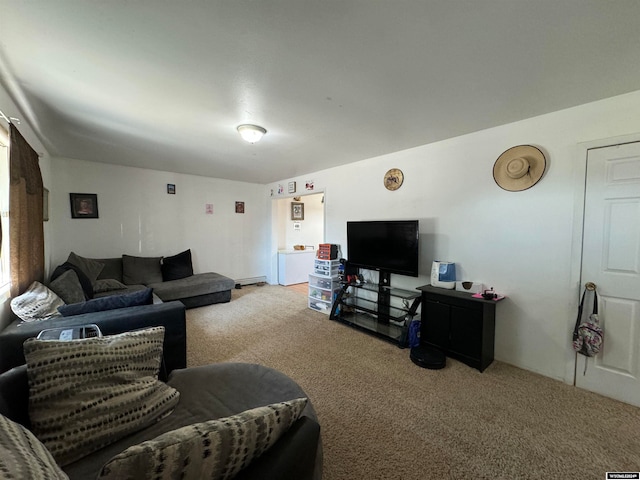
[273,192,325,290]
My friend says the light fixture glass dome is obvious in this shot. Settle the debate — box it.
[237,124,267,143]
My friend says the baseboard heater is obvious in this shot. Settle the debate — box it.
[234,276,267,288]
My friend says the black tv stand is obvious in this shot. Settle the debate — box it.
[329,268,421,347]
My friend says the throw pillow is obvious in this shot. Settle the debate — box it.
[0,413,69,480]
[57,288,153,316]
[24,327,180,467]
[50,262,94,299]
[10,282,63,322]
[122,255,163,285]
[48,269,86,304]
[67,252,105,284]
[98,397,308,480]
[93,278,128,293]
[161,249,194,281]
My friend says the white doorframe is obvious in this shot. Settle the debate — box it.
[267,190,326,285]
[566,132,640,385]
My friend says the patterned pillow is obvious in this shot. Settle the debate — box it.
[0,412,68,480]
[48,269,85,304]
[98,398,308,480]
[24,327,180,467]
[10,281,63,322]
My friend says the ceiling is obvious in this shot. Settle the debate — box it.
[2,1,640,184]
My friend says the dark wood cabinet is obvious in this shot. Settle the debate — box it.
[417,285,498,372]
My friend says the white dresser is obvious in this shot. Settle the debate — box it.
[277,250,316,286]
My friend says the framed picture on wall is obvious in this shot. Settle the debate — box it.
[70,193,99,219]
[291,202,304,220]
[288,181,296,194]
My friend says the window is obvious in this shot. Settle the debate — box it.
[0,125,9,292]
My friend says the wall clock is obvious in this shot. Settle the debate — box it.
[384,168,404,191]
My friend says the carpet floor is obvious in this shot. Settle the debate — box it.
[186,284,640,480]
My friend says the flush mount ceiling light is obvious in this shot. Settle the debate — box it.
[237,124,267,143]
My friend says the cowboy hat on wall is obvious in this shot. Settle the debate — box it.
[493,145,547,192]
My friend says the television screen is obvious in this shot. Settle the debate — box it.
[347,220,419,277]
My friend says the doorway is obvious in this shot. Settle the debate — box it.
[269,192,325,285]
[577,141,640,407]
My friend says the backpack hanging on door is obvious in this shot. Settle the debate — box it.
[572,284,603,358]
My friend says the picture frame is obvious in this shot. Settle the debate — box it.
[235,201,245,214]
[167,184,176,194]
[70,193,99,219]
[288,181,296,194]
[291,202,304,220]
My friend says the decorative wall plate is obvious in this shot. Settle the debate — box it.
[384,168,404,191]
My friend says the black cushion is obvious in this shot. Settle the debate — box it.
[0,366,29,428]
[58,288,153,316]
[161,249,194,281]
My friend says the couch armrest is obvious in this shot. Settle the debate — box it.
[235,416,321,480]
[0,302,186,380]
[0,365,29,428]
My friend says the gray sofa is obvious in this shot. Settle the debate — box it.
[0,301,187,377]
[53,250,236,309]
[92,255,235,308]
[0,301,323,479]
[0,363,322,480]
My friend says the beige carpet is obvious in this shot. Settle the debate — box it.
[186,284,640,480]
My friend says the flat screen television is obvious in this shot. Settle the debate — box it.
[346,220,419,277]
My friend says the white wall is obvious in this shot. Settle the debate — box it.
[265,90,640,384]
[49,158,268,282]
[277,193,324,250]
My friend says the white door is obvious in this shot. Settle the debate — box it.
[577,142,640,407]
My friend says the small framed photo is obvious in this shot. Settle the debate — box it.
[70,193,99,219]
[167,184,176,194]
[235,201,245,214]
[291,202,304,220]
[288,181,296,194]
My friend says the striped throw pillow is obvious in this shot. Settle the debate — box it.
[98,398,308,480]
[24,327,180,466]
[0,413,68,479]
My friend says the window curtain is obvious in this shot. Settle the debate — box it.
[9,124,44,297]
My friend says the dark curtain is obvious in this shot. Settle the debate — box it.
[9,124,44,297]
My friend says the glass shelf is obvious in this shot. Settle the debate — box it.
[337,310,405,344]
[331,277,423,348]
[346,282,420,300]
[342,296,411,322]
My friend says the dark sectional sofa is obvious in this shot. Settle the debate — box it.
[0,309,322,479]
[0,293,322,479]
[87,253,236,308]
[0,301,187,377]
